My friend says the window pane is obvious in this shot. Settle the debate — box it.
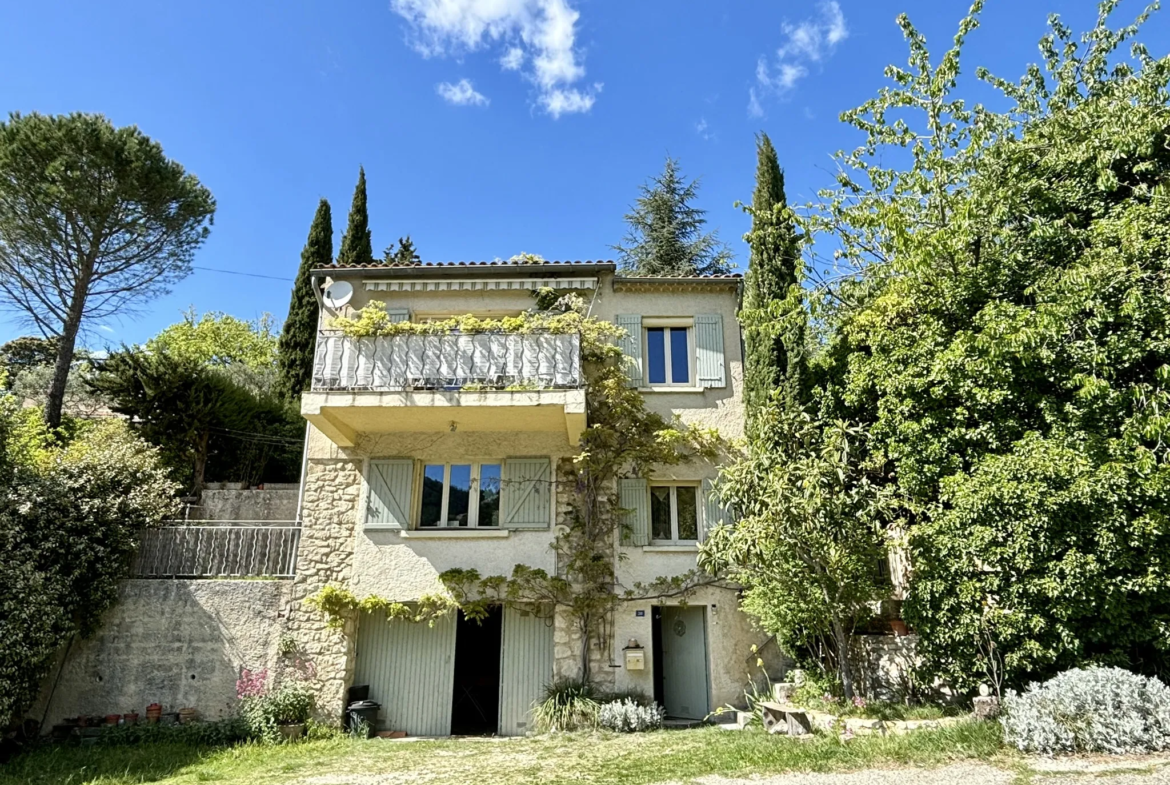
[670,328,690,384]
[646,328,666,384]
[676,486,698,540]
[447,464,472,526]
[478,464,502,527]
[420,464,445,527]
[650,486,672,541]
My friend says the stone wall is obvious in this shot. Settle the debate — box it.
[284,457,362,720]
[32,580,290,729]
[852,634,920,701]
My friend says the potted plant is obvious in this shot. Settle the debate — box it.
[271,681,314,741]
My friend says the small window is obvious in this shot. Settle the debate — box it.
[420,463,502,527]
[650,484,699,543]
[645,327,691,385]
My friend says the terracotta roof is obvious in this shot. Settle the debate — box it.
[322,259,615,270]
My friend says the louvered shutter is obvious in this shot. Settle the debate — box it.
[619,478,650,546]
[615,315,643,388]
[695,314,726,388]
[366,459,414,529]
[502,458,552,530]
[386,308,410,323]
[701,477,732,542]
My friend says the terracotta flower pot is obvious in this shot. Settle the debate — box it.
[123,713,139,725]
[889,620,909,637]
[278,723,305,741]
[105,714,120,726]
[145,703,162,724]
[178,708,198,724]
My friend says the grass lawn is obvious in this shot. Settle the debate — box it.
[0,721,1008,785]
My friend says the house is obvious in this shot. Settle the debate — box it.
[288,259,780,736]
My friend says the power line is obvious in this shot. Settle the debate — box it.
[193,266,294,282]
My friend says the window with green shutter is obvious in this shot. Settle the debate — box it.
[501,458,552,530]
[695,314,726,388]
[619,478,650,546]
[366,459,415,529]
[616,315,643,387]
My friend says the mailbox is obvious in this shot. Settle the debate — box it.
[623,638,645,670]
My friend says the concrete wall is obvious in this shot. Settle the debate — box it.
[186,488,300,522]
[34,580,290,728]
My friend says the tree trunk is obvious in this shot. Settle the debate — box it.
[192,429,210,500]
[832,616,856,701]
[45,258,93,430]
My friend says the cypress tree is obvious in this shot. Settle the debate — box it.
[336,166,374,267]
[742,133,803,432]
[275,199,332,399]
[613,157,733,276]
[394,235,421,265]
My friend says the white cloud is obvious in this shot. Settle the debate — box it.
[437,78,490,106]
[751,1,847,115]
[500,46,525,70]
[390,0,599,118]
[695,117,715,142]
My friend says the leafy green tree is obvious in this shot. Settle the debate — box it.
[741,133,804,431]
[382,235,421,266]
[276,199,331,399]
[613,157,733,276]
[701,407,890,700]
[0,112,215,429]
[336,166,374,267]
[0,405,178,727]
[148,309,277,370]
[803,1,1170,689]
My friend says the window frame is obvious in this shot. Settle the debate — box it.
[642,318,695,387]
[419,461,502,528]
[649,482,701,544]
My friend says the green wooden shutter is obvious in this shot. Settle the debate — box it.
[695,314,726,388]
[367,459,414,529]
[502,458,552,530]
[619,478,650,546]
[386,308,410,323]
[701,477,732,542]
[616,315,643,387]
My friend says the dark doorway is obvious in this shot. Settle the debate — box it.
[451,606,502,735]
[651,608,665,709]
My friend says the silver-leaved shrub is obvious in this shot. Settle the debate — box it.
[1000,667,1170,755]
[598,699,665,733]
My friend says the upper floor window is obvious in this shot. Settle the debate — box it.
[650,483,699,543]
[643,318,694,386]
[421,462,502,527]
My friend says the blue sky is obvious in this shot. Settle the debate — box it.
[1,0,1165,349]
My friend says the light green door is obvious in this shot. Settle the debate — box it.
[354,611,456,736]
[497,607,554,736]
[659,606,709,720]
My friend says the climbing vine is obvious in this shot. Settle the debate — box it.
[308,289,728,682]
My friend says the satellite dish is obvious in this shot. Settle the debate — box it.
[323,280,354,309]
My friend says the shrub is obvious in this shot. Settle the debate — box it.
[240,680,316,743]
[598,699,665,733]
[532,679,600,732]
[1000,667,1170,755]
[97,718,249,747]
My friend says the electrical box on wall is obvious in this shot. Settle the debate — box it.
[623,638,645,670]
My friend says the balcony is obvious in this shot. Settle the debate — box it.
[302,332,586,447]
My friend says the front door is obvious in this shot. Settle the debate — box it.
[658,606,709,720]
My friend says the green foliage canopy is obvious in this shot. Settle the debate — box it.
[0,402,178,727]
[336,167,374,268]
[147,309,277,370]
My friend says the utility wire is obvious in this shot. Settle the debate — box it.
[193,266,294,282]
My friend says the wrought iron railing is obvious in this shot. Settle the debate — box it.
[131,523,300,578]
[311,332,582,392]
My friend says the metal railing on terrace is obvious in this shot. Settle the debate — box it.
[131,522,300,579]
[311,332,582,392]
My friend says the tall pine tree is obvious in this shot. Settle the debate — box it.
[613,157,733,276]
[336,166,374,267]
[741,133,803,432]
[275,199,332,399]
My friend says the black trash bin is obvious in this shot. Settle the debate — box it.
[346,700,380,738]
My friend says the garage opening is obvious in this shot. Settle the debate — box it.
[451,606,502,735]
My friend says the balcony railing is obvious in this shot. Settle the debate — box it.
[312,332,582,392]
[131,523,300,578]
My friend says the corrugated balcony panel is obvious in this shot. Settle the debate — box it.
[312,332,582,392]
